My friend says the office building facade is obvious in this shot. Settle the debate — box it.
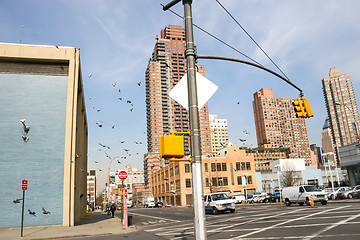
[322,67,360,166]
[144,25,211,187]
[253,88,312,165]
[209,114,229,152]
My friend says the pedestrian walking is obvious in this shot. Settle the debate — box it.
[110,203,116,218]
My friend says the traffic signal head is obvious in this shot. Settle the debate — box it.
[293,98,306,118]
[160,134,185,158]
[302,98,314,118]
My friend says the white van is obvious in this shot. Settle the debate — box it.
[204,192,235,214]
[282,185,328,206]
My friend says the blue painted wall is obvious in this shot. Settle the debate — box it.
[0,73,68,228]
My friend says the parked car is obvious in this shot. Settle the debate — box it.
[204,192,235,214]
[231,195,246,204]
[154,201,164,208]
[322,187,343,200]
[352,185,360,198]
[265,192,281,203]
[338,186,355,199]
[282,185,328,206]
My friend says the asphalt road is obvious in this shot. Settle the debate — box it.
[75,202,360,240]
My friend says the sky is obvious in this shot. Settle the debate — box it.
[1,0,360,193]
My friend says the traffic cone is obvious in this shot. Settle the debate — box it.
[241,200,245,208]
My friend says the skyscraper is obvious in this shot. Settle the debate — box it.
[209,114,229,152]
[322,67,360,166]
[253,88,312,165]
[144,25,211,187]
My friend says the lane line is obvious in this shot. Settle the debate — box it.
[129,211,181,222]
[232,205,350,239]
[303,213,360,240]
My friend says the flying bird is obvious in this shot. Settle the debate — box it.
[119,140,125,144]
[130,108,134,112]
[42,207,51,214]
[118,98,122,101]
[89,96,92,99]
[94,161,98,163]
[239,138,246,142]
[126,100,132,104]
[112,125,115,129]
[97,109,101,112]
[243,130,250,135]
[237,102,240,104]
[88,74,92,78]
[112,83,116,87]
[117,160,121,164]
[118,89,121,93]
[22,136,29,142]
[28,209,36,216]
[91,106,95,109]
[96,122,103,128]
[137,81,141,86]
[13,199,22,203]
[98,168,102,172]
[20,119,30,134]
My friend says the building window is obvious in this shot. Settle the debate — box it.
[223,177,228,186]
[175,166,179,175]
[185,164,190,173]
[222,163,227,171]
[205,178,209,187]
[246,162,251,170]
[237,176,242,185]
[186,178,191,188]
[241,162,246,170]
[216,163,221,171]
[170,168,174,177]
[236,162,240,171]
[247,176,252,184]
[211,163,216,172]
[204,163,208,172]
[212,178,217,187]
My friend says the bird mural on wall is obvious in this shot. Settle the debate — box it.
[42,207,51,214]
[28,209,36,216]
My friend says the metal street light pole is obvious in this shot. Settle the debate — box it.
[163,1,207,239]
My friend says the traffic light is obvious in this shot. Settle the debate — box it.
[293,98,306,118]
[292,98,314,118]
[302,98,314,118]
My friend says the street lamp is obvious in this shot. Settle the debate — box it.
[322,152,335,198]
[274,165,282,203]
[105,153,120,204]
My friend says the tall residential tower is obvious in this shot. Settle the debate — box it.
[253,88,312,165]
[144,25,211,187]
[322,67,360,166]
[209,114,229,152]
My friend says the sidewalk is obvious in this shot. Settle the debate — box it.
[0,210,137,240]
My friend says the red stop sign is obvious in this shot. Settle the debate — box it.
[118,170,128,180]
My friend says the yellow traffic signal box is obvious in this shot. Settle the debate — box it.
[160,134,185,158]
[302,98,314,118]
[293,98,306,118]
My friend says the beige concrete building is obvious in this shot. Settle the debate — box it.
[0,43,87,227]
[209,114,229,152]
[253,88,312,165]
[322,67,360,166]
[87,170,96,209]
[245,144,290,170]
[151,146,257,206]
[144,25,211,188]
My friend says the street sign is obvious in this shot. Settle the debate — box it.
[118,170,128,181]
[169,72,218,110]
[356,136,360,142]
[22,180,28,190]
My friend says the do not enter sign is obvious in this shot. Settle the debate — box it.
[118,170,128,180]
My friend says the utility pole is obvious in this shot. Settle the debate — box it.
[163,0,207,239]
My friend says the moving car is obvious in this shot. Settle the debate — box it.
[154,201,164,208]
[282,185,328,206]
[204,192,235,214]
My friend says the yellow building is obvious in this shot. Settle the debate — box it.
[151,146,257,206]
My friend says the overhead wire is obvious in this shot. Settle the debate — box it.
[215,0,290,81]
[160,3,263,67]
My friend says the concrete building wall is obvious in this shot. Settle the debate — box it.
[0,43,87,228]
